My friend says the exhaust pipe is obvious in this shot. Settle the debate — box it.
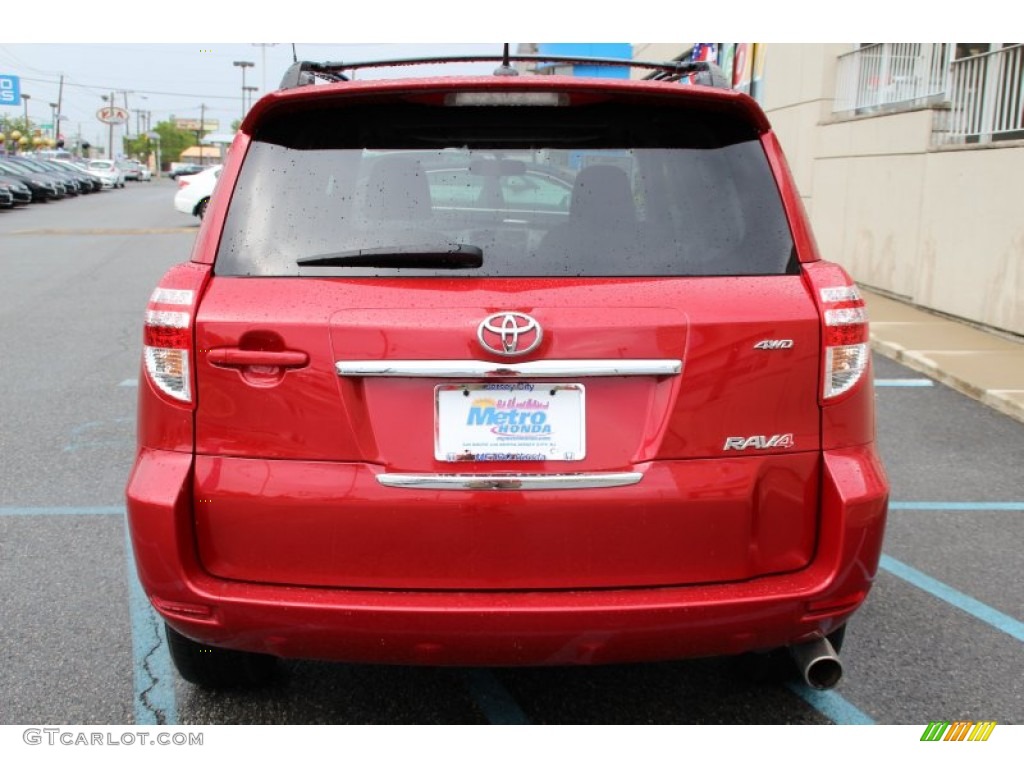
[788,636,843,690]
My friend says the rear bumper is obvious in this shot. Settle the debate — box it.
[126,446,888,666]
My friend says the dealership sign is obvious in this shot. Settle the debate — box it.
[0,74,20,106]
[97,106,129,125]
[174,118,219,132]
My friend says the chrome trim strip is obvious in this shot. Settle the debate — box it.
[337,359,681,378]
[377,472,643,491]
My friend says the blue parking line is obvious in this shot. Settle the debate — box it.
[460,669,531,724]
[0,506,178,724]
[889,501,1024,511]
[785,682,875,724]
[0,506,121,516]
[123,521,178,725]
[880,555,1024,642]
[874,379,934,387]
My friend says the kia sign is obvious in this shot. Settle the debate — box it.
[97,106,129,125]
[0,74,20,106]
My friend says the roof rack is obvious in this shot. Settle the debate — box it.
[279,52,731,90]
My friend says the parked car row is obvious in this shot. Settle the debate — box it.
[0,155,156,206]
[0,155,94,204]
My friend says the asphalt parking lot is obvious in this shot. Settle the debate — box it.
[0,184,1021,727]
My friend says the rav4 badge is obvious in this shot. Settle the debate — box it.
[723,434,795,451]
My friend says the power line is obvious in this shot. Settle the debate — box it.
[11,74,240,102]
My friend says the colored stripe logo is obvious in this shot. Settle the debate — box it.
[921,720,997,741]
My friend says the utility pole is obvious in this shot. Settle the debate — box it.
[55,74,65,147]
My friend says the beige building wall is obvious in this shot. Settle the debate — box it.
[761,44,1024,336]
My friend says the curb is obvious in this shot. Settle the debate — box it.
[870,337,1024,424]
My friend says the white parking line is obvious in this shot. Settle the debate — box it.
[874,379,935,387]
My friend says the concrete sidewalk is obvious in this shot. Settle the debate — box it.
[862,288,1024,423]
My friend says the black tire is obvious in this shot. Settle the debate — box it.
[164,624,277,689]
[196,198,209,220]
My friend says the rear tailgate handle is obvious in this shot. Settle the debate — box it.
[208,348,309,369]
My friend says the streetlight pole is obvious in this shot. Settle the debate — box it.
[55,73,65,147]
[233,61,254,123]
[49,102,58,140]
[252,43,278,93]
[22,93,30,148]
[244,86,259,115]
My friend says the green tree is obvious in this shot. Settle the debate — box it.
[126,119,199,169]
[0,113,32,135]
[1,114,39,153]
[122,133,151,161]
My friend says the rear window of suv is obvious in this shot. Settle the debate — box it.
[216,101,796,277]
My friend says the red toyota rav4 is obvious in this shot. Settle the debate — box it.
[126,53,888,690]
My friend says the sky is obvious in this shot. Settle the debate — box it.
[0,43,502,148]
[0,3,982,151]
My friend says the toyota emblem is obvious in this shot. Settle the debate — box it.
[477,312,543,356]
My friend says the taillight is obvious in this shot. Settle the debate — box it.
[143,266,207,404]
[177,178,190,189]
[820,285,869,399]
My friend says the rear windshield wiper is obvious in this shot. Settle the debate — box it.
[297,244,483,269]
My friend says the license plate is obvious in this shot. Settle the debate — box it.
[435,383,585,462]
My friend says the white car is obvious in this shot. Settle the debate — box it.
[86,159,125,189]
[173,164,221,219]
[132,161,153,181]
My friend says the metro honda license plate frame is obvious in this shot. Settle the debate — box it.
[435,382,586,462]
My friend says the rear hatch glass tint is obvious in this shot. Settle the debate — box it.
[216,102,795,277]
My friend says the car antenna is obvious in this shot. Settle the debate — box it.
[492,43,519,77]
[291,44,298,64]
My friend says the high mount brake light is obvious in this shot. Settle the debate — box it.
[143,272,204,403]
[445,92,569,107]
